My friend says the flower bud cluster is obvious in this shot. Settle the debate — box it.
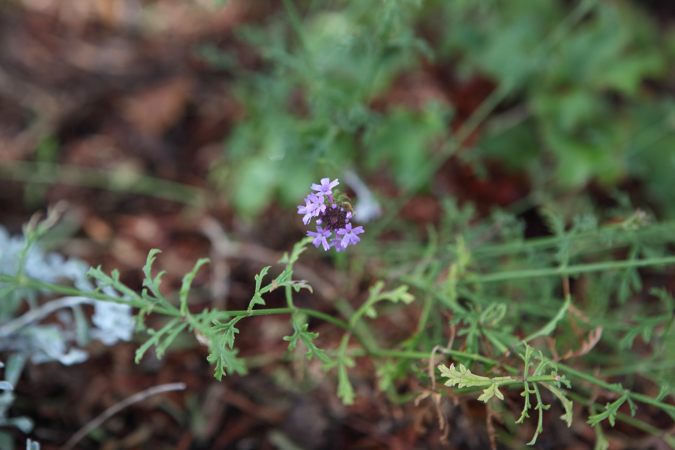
[297,178,364,252]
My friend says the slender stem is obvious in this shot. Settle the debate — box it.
[416,293,433,335]
[402,276,467,313]
[599,359,675,378]
[5,275,127,308]
[7,269,360,347]
[472,224,624,256]
[61,382,186,450]
[558,363,675,415]
[332,296,381,355]
[567,391,675,447]
[281,0,307,53]
[0,296,92,338]
[357,346,675,419]
[354,348,498,365]
[285,285,294,309]
[0,275,179,317]
[464,256,675,285]
[365,220,675,261]
[211,307,349,330]
[475,221,675,258]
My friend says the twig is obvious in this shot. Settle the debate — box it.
[0,296,93,339]
[61,382,187,450]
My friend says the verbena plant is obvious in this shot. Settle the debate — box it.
[4,0,675,448]
[3,190,675,447]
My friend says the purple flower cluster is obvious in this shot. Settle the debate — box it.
[298,178,364,252]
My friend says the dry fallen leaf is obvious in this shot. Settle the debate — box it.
[558,327,603,361]
[121,77,193,136]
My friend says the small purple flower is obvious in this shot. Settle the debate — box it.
[311,178,339,198]
[308,193,326,216]
[307,226,332,251]
[297,198,317,225]
[337,223,364,248]
[299,177,364,252]
[297,193,326,225]
[330,237,347,252]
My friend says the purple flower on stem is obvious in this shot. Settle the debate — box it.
[311,178,339,200]
[297,193,326,225]
[297,198,317,225]
[307,226,332,251]
[308,193,326,216]
[337,223,364,248]
[330,237,347,252]
[299,177,364,252]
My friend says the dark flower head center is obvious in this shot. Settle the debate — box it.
[319,204,350,232]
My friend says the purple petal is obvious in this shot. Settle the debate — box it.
[311,178,339,196]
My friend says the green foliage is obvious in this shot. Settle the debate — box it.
[365,104,448,190]
[248,266,271,313]
[97,238,319,380]
[385,198,675,444]
[206,0,436,218]
[439,344,573,446]
[435,0,674,200]
[9,196,675,447]
[587,389,636,427]
[283,318,331,363]
[210,316,243,350]
[336,356,356,406]
[205,336,248,380]
[618,288,674,350]
[180,258,210,316]
[361,281,415,319]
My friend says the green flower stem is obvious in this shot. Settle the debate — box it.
[285,285,294,309]
[473,221,675,258]
[353,348,498,366]
[567,391,675,446]
[5,270,367,349]
[15,232,39,287]
[411,293,434,343]
[0,275,179,316]
[464,256,675,285]
[282,0,307,54]
[331,296,381,357]
[212,307,352,330]
[558,363,675,416]
[599,359,675,378]
[402,276,467,313]
[472,225,621,257]
[212,306,378,352]
[335,296,374,363]
[364,220,675,263]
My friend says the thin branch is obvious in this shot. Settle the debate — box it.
[0,296,92,339]
[61,382,187,450]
